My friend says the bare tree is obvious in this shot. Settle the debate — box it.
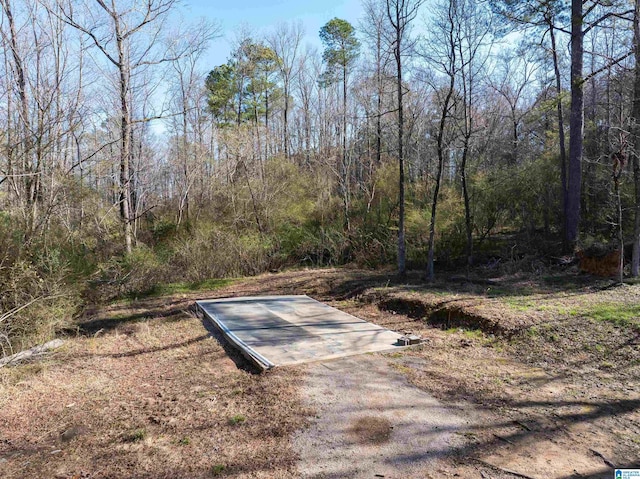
[545,9,569,246]
[1,0,38,236]
[320,18,360,232]
[386,0,424,276]
[294,46,320,167]
[57,0,185,253]
[489,47,539,165]
[361,0,393,169]
[423,0,459,281]
[268,21,304,162]
[452,0,492,269]
[167,19,220,226]
[0,0,87,242]
[566,0,584,250]
[632,0,640,277]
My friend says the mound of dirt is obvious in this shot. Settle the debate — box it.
[360,289,540,336]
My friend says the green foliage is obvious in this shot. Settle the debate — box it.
[405,207,431,266]
[350,224,395,268]
[581,303,640,331]
[241,42,281,123]
[125,428,146,442]
[205,64,237,125]
[168,223,276,281]
[263,158,317,229]
[434,186,467,262]
[471,170,511,240]
[228,414,246,425]
[206,39,284,126]
[489,0,568,37]
[211,464,226,476]
[0,218,81,353]
[93,245,170,301]
[150,218,178,244]
[277,223,350,267]
[319,18,360,85]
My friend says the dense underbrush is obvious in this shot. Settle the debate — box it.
[1,156,634,357]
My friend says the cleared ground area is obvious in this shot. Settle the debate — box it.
[196,295,403,368]
[2,269,638,478]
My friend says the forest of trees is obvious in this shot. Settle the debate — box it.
[2,0,640,352]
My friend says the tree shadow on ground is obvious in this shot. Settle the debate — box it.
[318,377,639,476]
[315,266,621,300]
[61,302,191,336]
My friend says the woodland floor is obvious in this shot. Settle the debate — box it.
[0,267,638,478]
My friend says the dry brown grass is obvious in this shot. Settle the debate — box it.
[0,293,310,479]
[1,267,638,478]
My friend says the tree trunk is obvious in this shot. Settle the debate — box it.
[264,86,269,162]
[396,13,406,277]
[376,27,382,166]
[305,102,311,166]
[180,77,189,226]
[511,113,518,164]
[549,22,569,251]
[461,142,472,269]
[427,74,455,281]
[284,79,290,161]
[633,151,640,277]
[567,0,584,249]
[427,151,444,282]
[614,162,624,284]
[632,0,640,277]
[458,20,474,271]
[116,31,133,254]
[342,63,350,232]
[2,0,37,239]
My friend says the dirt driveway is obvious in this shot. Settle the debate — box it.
[294,355,467,478]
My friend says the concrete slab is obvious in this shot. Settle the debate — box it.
[196,295,403,370]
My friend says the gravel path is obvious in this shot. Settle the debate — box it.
[293,355,467,478]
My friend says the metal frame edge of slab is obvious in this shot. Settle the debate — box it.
[195,301,276,372]
[197,295,309,304]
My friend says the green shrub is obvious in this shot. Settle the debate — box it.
[228,414,246,425]
[91,245,169,300]
[0,243,80,354]
[171,224,275,280]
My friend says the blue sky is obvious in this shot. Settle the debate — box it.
[181,0,364,68]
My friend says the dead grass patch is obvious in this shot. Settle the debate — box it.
[348,416,392,444]
[0,292,311,479]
